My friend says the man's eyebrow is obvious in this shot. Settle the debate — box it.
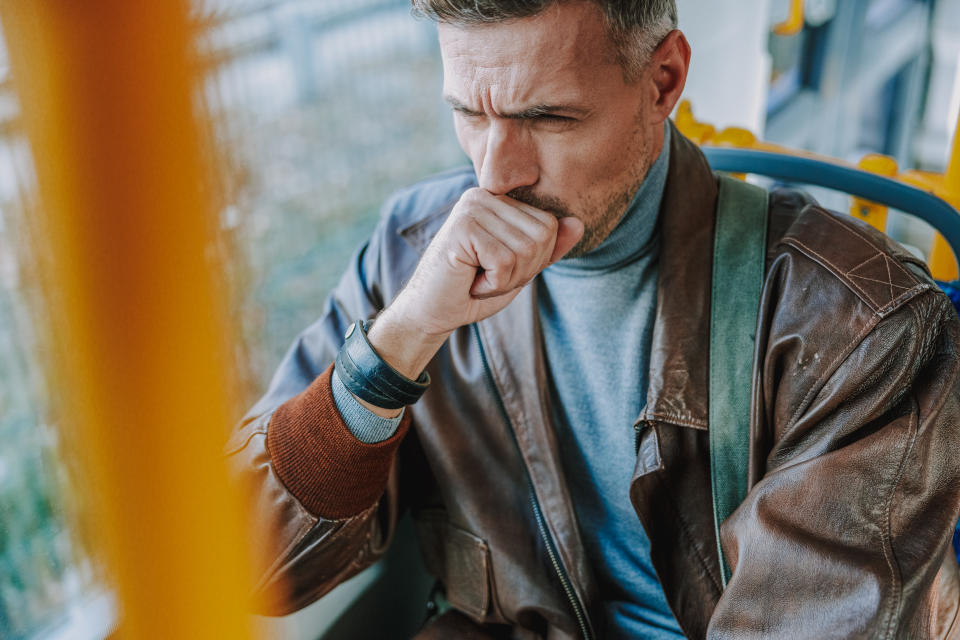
[444,96,482,115]
[443,95,590,119]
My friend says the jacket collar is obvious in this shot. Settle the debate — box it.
[638,121,717,430]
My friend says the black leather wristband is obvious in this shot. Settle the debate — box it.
[335,320,431,410]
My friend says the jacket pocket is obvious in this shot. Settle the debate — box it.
[415,509,492,622]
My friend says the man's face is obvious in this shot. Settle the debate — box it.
[438,1,666,257]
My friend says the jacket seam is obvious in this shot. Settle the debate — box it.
[283,502,379,577]
[880,398,918,639]
[784,238,884,310]
[911,295,960,421]
[849,273,911,292]
[224,417,273,457]
[224,424,268,457]
[810,207,918,285]
[884,253,895,302]
[783,237,926,316]
[878,284,934,316]
[252,502,319,596]
[352,515,375,570]
[846,252,883,275]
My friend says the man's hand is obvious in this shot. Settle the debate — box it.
[366,187,583,387]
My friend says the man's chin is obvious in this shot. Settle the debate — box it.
[561,240,591,260]
[559,229,603,260]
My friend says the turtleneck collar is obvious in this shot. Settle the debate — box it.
[546,122,671,276]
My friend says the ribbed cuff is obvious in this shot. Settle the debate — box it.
[266,364,412,519]
[332,366,404,443]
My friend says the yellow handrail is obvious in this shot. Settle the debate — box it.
[0,2,262,637]
[773,0,805,37]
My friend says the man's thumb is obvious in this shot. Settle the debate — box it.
[549,217,584,263]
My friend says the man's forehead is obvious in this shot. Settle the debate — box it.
[437,1,619,104]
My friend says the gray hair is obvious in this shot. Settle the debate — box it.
[410,0,678,79]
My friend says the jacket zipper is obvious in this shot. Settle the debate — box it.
[528,482,592,640]
[472,324,593,640]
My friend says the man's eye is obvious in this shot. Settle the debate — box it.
[536,114,577,128]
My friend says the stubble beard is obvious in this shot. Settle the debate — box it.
[507,125,655,259]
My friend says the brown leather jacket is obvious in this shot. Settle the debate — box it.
[227,125,960,639]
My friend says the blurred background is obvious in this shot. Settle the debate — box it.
[0,0,957,637]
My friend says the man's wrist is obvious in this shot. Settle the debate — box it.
[367,304,453,381]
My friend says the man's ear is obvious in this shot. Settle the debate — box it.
[647,30,691,122]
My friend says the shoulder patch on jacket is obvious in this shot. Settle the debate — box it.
[776,200,932,316]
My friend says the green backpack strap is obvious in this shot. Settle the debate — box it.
[709,174,769,588]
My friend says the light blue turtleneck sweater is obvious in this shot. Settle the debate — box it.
[537,124,682,638]
[332,123,683,638]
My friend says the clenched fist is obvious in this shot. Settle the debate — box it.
[366,187,583,389]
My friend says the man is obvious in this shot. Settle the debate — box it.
[227,0,960,637]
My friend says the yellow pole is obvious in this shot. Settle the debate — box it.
[928,110,960,280]
[850,153,897,233]
[945,111,960,203]
[0,2,261,638]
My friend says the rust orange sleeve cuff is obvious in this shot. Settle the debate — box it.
[266,364,412,519]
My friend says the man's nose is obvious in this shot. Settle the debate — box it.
[477,120,538,195]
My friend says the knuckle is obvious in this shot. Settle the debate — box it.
[462,187,486,205]
[492,254,516,275]
[452,192,477,217]
[496,249,517,269]
[532,225,553,245]
[543,214,559,234]
[518,237,538,259]
[486,268,508,288]
[460,214,483,236]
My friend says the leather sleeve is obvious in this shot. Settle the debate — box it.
[709,288,960,639]
[224,215,413,616]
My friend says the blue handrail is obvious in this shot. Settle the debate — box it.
[702,147,960,267]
